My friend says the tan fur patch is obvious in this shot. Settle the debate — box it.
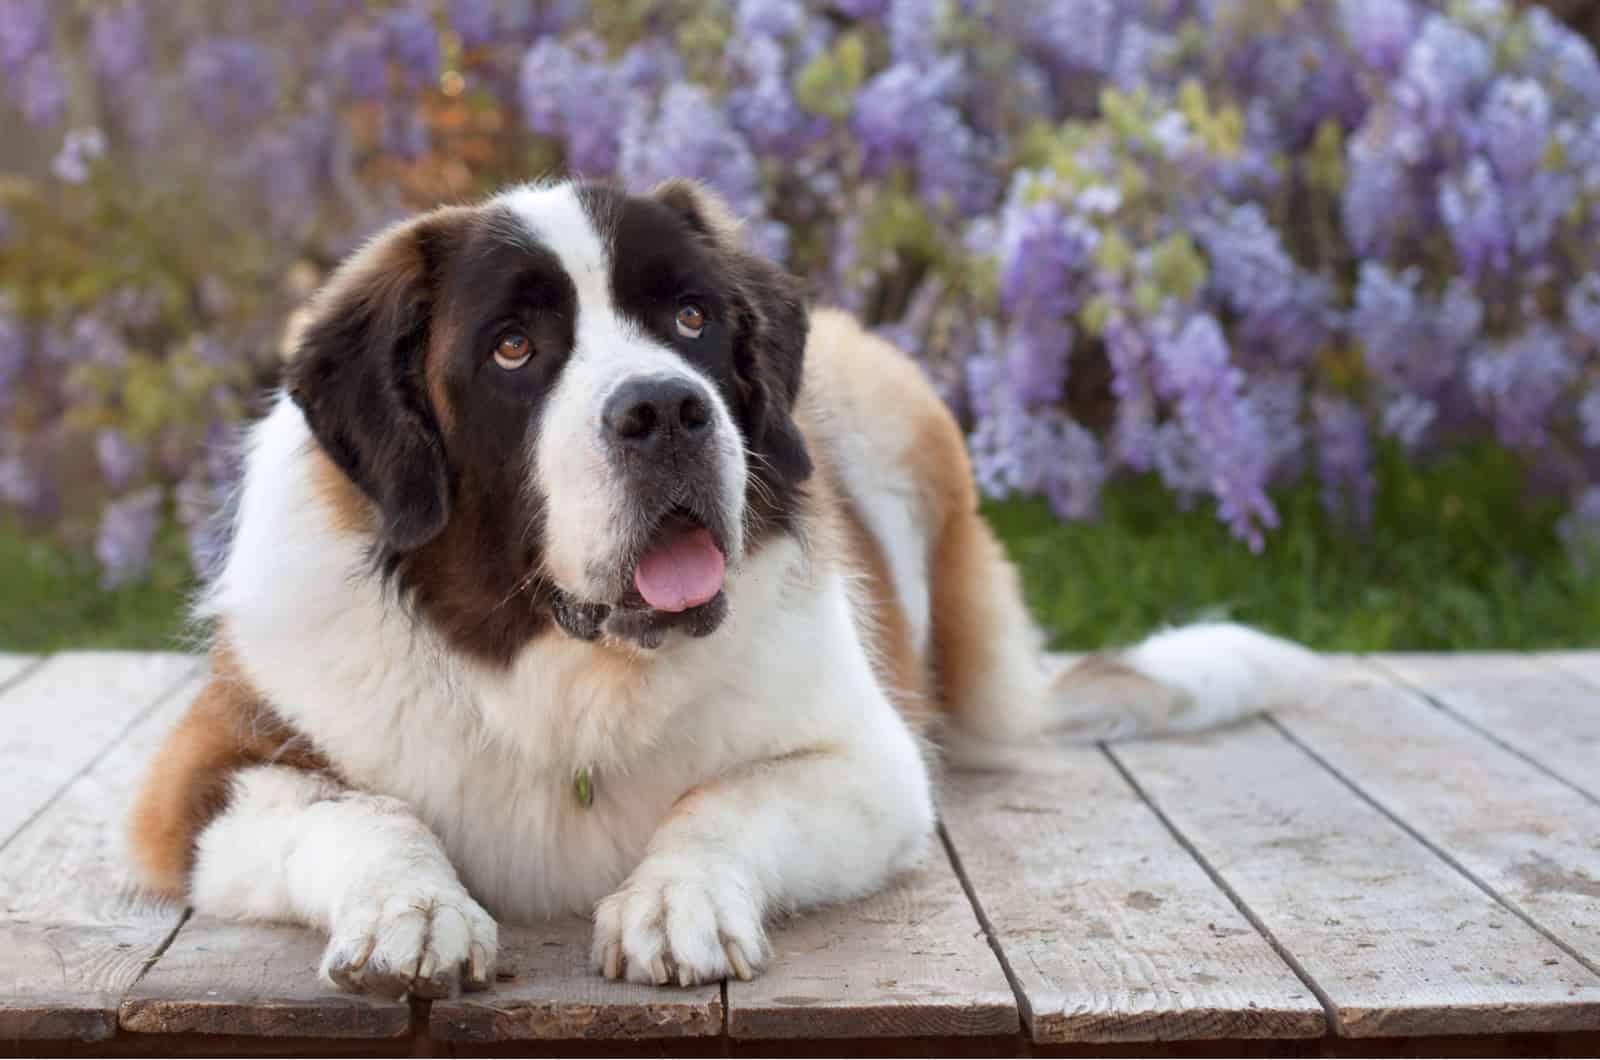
[927,499,1032,717]
[306,445,372,537]
[307,205,475,433]
[809,314,1044,736]
[830,475,933,733]
[126,636,328,897]
[425,314,457,436]
[800,308,996,735]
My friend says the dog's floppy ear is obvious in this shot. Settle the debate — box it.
[286,210,466,552]
[651,179,812,490]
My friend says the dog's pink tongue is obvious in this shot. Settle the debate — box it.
[633,526,725,613]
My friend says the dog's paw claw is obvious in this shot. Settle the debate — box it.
[591,861,766,988]
[724,938,755,981]
[322,889,498,1000]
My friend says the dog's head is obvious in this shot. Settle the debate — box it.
[286,180,811,662]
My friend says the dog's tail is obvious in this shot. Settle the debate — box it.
[1045,621,1322,741]
[940,621,1323,766]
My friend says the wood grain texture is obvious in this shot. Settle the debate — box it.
[1111,719,1600,1038]
[430,917,722,1042]
[940,750,1325,1044]
[1276,660,1600,969]
[0,671,203,1040]
[119,921,410,1040]
[0,656,405,1043]
[5,650,1599,1049]
[0,652,198,848]
[726,852,1017,1039]
[1370,653,1600,803]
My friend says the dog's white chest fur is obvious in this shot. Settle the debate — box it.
[209,399,882,920]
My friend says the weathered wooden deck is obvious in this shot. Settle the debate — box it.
[1,651,1599,1056]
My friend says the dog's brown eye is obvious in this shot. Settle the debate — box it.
[675,304,705,339]
[494,333,533,370]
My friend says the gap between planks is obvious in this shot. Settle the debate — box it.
[1262,714,1600,984]
[13,650,1600,1048]
[1098,746,1342,1035]
[0,663,205,1040]
[937,821,1032,1033]
[1367,654,1600,808]
[0,653,202,856]
[723,846,1017,1041]
[0,655,45,697]
[425,916,722,1043]
[1269,658,1600,979]
[940,745,1325,1044]
[431,832,1016,1042]
[1109,708,1600,1039]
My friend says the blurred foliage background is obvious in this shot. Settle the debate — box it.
[2,0,1599,651]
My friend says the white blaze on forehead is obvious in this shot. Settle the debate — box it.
[498,181,748,600]
[495,182,615,331]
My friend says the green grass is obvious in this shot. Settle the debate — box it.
[2,446,1597,652]
[0,519,197,653]
[990,446,1600,652]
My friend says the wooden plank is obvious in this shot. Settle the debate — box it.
[1275,660,1600,970]
[430,917,722,1042]
[0,653,402,1044]
[0,669,203,1040]
[0,652,198,848]
[119,921,411,1040]
[1371,654,1600,803]
[1538,651,1600,690]
[726,852,1017,1040]
[939,750,1325,1043]
[0,655,39,690]
[1111,719,1600,1038]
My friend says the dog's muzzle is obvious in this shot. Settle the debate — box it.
[562,373,735,648]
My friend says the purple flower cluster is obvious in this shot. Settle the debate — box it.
[1,0,63,127]
[7,0,1600,583]
[95,486,161,589]
[953,0,1600,549]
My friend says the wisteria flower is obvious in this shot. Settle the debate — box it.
[95,486,162,589]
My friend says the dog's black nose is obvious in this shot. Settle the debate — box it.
[603,377,712,449]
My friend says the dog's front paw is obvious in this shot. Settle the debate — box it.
[322,886,498,999]
[592,859,765,987]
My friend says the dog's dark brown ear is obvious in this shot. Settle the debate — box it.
[286,210,466,552]
[652,179,812,491]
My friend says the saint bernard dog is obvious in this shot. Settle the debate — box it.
[127,178,1318,997]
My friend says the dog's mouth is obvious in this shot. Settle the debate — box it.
[629,509,726,614]
[549,506,733,648]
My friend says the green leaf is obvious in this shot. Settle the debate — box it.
[860,184,942,266]
[1150,232,1207,302]
[1094,230,1133,277]
[1099,87,1152,147]
[1177,79,1208,128]
[795,32,868,120]
[1080,294,1113,337]
[1133,281,1163,316]
[1306,119,1346,196]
